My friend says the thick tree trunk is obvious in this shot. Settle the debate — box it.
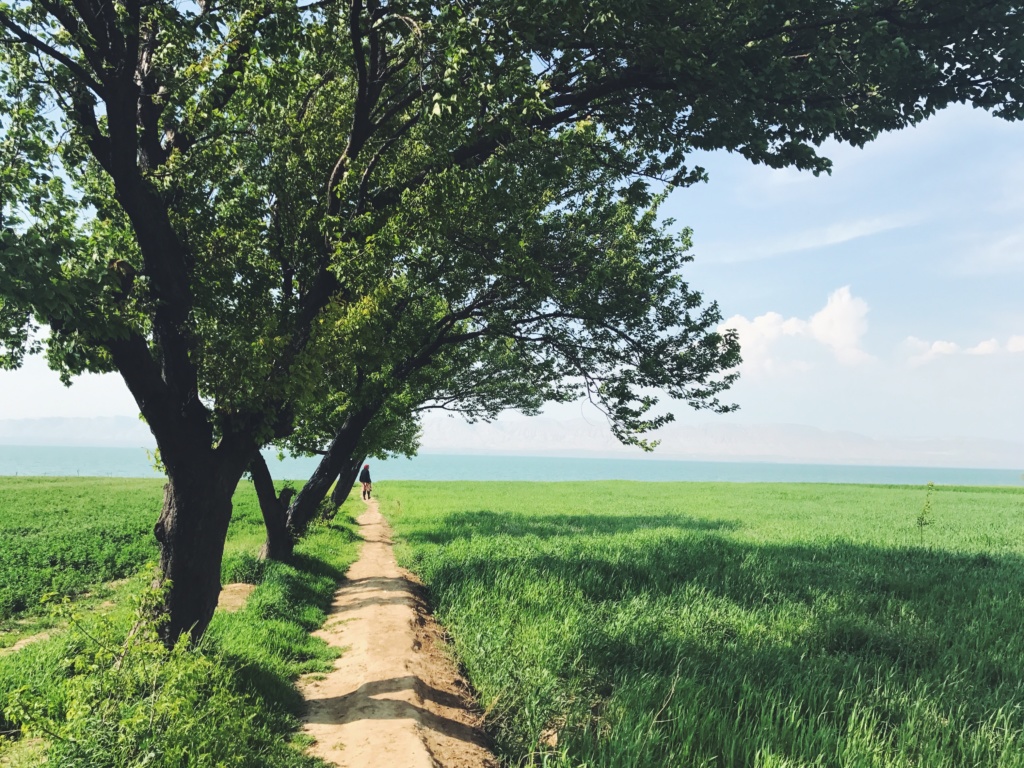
[331,455,366,507]
[250,452,295,561]
[106,336,252,645]
[287,408,375,536]
[153,458,246,644]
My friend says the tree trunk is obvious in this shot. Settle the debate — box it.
[153,456,248,644]
[250,452,295,561]
[331,455,366,507]
[287,408,375,536]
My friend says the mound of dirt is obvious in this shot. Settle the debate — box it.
[216,583,256,613]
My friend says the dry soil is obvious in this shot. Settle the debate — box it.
[297,499,498,768]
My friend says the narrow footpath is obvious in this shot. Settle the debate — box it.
[298,498,498,768]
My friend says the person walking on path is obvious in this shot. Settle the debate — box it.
[359,464,372,500]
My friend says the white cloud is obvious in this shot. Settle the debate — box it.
[906,337,959,366]
[807,287,871,364]
[722,287,871,374]
[905,335,1024,364]
[966,339,1000,355]
[720,311,807,374]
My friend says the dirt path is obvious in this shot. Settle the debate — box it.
[298,499,498,768]
[216,582,256,612]
[0,632,50,656]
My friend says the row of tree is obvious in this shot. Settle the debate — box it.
[3,0,1023,645]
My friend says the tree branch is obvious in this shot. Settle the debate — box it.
[35,0,109,80]
[0,12,105,96]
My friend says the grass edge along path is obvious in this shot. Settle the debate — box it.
[381,480,1024,768]
[0,499,362,767]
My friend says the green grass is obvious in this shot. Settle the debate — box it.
[0,478,164,623]
[0,477,286,640]
[0,478,360,767]
[381,480,1024,768]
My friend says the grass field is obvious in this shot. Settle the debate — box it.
[380,481,1024,768]
[4,477,1024,766]
[0,476,359,767]
[0,477,280,640]
[0,478,163,624]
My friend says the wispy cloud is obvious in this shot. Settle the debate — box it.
[700,214,921,264]
[956,231,1024,275]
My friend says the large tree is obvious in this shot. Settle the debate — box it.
[2,0,1023,643]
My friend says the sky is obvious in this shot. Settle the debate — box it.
[1,104,1022,456]
[667,104,1024,445]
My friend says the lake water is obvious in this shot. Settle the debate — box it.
[0,445,1020,486]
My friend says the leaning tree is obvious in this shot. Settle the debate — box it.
[276,145,745,538]
[2,0,1023,643]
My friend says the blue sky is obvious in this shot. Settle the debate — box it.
[1,104,1022,451]
[665,104,1024,444]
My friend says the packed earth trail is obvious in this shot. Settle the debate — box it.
[297,498,498,768]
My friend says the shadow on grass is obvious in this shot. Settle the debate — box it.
[211,519,359,722]
[405,509,740,546]
[416,508,1019,622]
[412,507,1024,759]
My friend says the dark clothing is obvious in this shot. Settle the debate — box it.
[359,467,371,483]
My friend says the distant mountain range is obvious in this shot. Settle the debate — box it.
[0,416,154,448]
[1,414,1021,470]
[418,414,1024,470]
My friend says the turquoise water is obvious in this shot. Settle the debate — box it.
[0,445,1019,486]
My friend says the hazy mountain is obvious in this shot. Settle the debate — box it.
[0,416,155,447]
[2,414,1021,469]
[418,414,1024,469]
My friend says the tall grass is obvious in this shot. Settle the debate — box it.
[382,481,1024,767]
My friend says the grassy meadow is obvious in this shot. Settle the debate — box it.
[3,475,1024,766]
[0,477,286,641]
[0,476,360,767]
[380,481,1024,768]
[0,478,162,625]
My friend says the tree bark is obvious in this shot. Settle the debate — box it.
[331,455,366,507]
[249,452,295,561]
[152,450,251,644]
[287,408,375,535]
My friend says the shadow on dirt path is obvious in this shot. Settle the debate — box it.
[297,498,497,768]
